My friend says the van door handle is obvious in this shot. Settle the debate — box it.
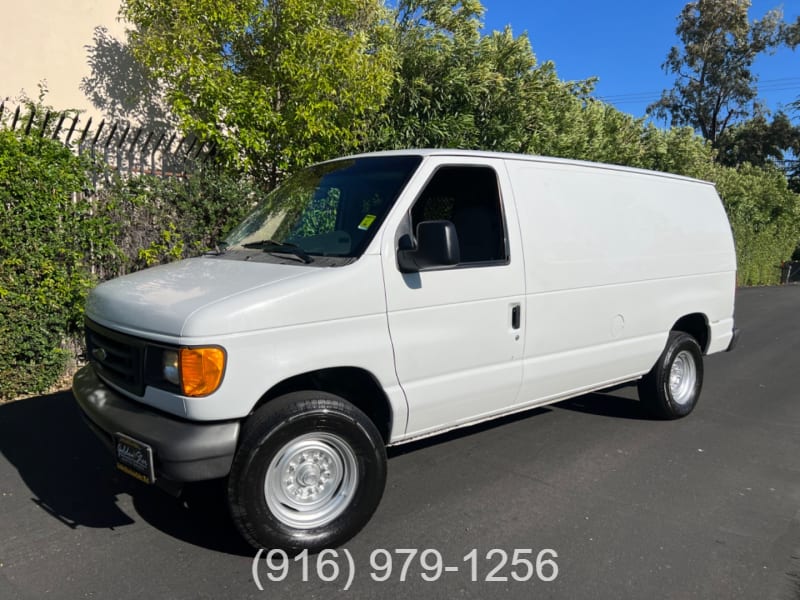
[511,304,521,329]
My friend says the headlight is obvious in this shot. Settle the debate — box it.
[162,350,180,385]
[146,345,226,397]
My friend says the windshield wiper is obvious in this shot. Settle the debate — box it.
[241,239,314,264]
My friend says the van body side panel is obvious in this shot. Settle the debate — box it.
[506,160,736,407]
[516,273,734,402]
[507,162,737,289]
[183,254,404,425]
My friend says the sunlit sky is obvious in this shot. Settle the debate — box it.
[479,0,800,123]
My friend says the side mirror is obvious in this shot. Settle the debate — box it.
[397,220,460,273]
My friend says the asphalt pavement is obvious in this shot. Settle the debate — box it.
[1,286,799,599]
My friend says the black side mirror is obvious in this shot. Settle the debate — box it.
[397,220,460,273]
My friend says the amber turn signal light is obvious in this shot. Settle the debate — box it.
[179,347,226,397]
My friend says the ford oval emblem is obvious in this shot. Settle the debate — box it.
[92,347,108,362]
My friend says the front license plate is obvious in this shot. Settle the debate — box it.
[115,434,155,484]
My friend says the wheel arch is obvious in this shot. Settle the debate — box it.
[670,313,710,354]
[251,367,393,444]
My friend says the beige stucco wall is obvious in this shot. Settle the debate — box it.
[0,1,125,119]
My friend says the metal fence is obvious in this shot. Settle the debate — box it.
[0,101,217,179]
[780,261,800,284]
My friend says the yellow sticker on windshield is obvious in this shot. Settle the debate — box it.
[358,214,377,231]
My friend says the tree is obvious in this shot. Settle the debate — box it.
[640,125,715,177]
[371,0,601,156]
[648,0,785,146]
[372,0,710,172]
[784,14,800,48]
[121,0,395,187]
[715,112,800,167]
[370,0,500,149]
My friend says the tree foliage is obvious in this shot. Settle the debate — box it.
[92,170,258,278]
[648,0,785,145]
[121,0,395,187]
[640,125,715,177]
[708,163,800,284]
[373,0,523,149]
[371,0,599,156]
[715,112,800,168]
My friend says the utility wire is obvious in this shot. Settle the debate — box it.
[597,77,800,105]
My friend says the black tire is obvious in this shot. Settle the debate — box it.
[227,391,386,552]
[638,331,704,420]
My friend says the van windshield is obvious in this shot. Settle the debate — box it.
[224,155,422,261]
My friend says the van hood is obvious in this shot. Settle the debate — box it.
[86,258,314,338]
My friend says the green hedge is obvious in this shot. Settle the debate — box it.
[1,120,799,399]
[708,163,800,286]
[0,131,106,399]
[91,170,257,278]
[0,128,259,400]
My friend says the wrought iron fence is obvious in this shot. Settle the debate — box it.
[780,261,800,284]
[0,101,217,180]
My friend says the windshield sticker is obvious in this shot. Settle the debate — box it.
[358,214,377,230]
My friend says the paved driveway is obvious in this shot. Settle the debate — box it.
[1,286,799,599]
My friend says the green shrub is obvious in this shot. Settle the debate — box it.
[0,131,106,399]
[0,122,259,399]
[92,169,259,277]
[706,163,800,286]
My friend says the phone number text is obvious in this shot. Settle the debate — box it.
[252,547,559,590]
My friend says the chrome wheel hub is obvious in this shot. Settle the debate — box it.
[669,351,696,405]
[265,432,358,529]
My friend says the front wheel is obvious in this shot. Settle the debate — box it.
[638,331,704,420]
[227,391,386,552]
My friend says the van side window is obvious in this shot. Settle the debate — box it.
[411,166,507,264]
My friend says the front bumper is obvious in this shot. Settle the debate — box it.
[72,364,240,482]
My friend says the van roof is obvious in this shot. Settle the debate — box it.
[330,149,715,187]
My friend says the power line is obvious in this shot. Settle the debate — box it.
[596,77,800,106]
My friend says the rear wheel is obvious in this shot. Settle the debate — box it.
[638,331,704,419]
[227,391,386,552]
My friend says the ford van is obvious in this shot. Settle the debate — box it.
[73,150,739,551]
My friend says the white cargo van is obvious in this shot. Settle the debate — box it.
[73,149,738,551]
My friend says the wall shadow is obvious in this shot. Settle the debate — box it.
[80,26,174,129]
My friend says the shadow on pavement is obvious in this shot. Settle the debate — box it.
[0,388,650,554]
[556,390,651,420]
[388,406,553,458]
[387,387,652,458]
[0,391,251,556]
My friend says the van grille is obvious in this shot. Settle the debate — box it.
[85,320,145,396]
